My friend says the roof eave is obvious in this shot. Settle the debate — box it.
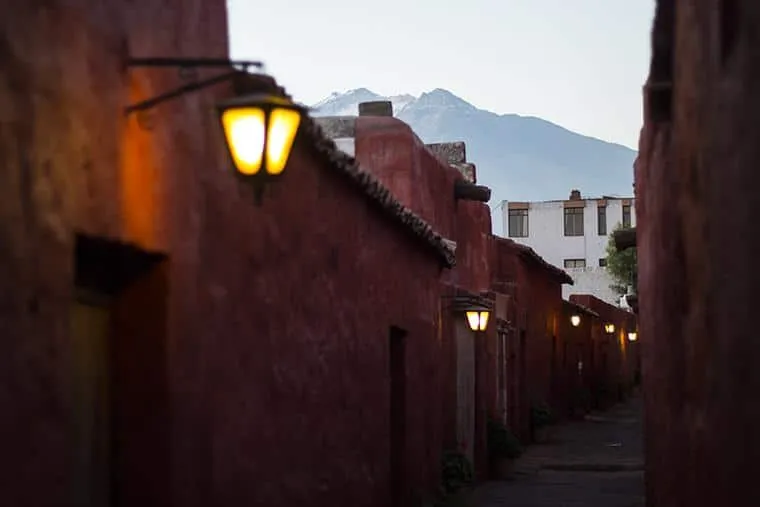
[232,72,457,269]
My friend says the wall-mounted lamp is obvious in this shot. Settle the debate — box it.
[627,331,638,342]
[466,306,491,332]
[124,57,306,204]
[604,323,615,334]
[570,314,581,327]
[447,294,493,333]
[218,93,305,201]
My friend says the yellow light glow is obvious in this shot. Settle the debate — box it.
[479,311,490,331]
[466,311,479,331]
[265,107,301,175]
[628,332,638,342]
[570,315,581,327]
[466,310,490,332]
[605,323,615,334]
[221,107,265,175]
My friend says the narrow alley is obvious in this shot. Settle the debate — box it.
[10,2,760,507]
[473,396,644,507]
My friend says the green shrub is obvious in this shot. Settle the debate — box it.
[487,419,522,460]
[440,450,474,495]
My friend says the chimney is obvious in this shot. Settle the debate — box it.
[358,100,393,117]
[569,189,582,200]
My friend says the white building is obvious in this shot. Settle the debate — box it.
[500,189,636,305]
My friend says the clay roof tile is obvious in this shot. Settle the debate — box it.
[232,72,456,267]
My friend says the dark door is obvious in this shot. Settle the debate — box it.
[389,326,407,506]
[508,333,519,431]
[497,330,508,423]
[70,294,113,507]
[454,320,476,463]
[72,234,168,507]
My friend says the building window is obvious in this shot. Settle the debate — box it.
[597,206,607,235]
[564,207,584,236]
[622,205,632,228]
[508,209,529,238]
[564,259,586,269]
[599,258,607,267]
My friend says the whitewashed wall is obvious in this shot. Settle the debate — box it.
[501,197,636,305]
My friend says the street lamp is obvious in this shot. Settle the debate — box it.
[604,323,615,334]
[217,93,306,204]
[123,58,306,204]
[466,306,491,332]
[448,295,492,333]
[627,331,638,342]
[218,93,304,178]
[570,314,581,327]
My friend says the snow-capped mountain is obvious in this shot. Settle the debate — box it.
[313,88,417,116]
[312,88,637,205]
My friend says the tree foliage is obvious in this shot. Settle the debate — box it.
[605,223,637,295]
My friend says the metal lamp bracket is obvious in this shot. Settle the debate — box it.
[124,57,264,129]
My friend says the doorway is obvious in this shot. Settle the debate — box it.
[71,234,167,507]
[454,319,476,464]
[70,293,113,506]
[497,329,508,424]
[389,326,407,507]
[507,334,519,432]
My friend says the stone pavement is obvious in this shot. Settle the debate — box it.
[471,395,645,507]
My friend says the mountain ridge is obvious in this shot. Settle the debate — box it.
[311,88,636,205]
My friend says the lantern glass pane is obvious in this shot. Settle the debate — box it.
[466,311,479,331]
[221,107,265,175]
[478,311,490,331]
[266,107,301,175]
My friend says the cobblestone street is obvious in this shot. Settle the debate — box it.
[473,395,644,507]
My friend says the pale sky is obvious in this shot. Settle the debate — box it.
[227,0,655,149]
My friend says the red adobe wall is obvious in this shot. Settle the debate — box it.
[0,4,452,507]
[0,1,229,505]
[570,295,639,410]
[522,260,564,424]
[558,301,594,418]
[353,117,494,475]
[490,238,568,441]
[200,124,448,507]
[638,3,760,504]
[354,117,492,292]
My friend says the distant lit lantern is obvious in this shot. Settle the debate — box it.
[217,93,305,202]
[604,323,615,334]
[570,314,581,327]
[466,307,491,332]
[627,332,638,342]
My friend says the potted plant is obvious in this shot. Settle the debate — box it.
[440,450,474,496]
[487,419,522,480]
[530,402,556,443]
[422,451,476,507]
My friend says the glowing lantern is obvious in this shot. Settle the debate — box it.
[218,93,305,202]
[466,308,491,332]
